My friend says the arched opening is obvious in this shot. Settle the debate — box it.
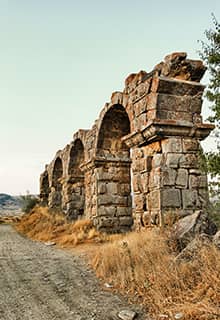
[95,104,132,232]
[40,172,49,206]
[51,157,63,209]
[97,104,130,158]
[67,139,85,219]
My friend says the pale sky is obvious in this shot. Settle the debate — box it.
[0,0,219,195]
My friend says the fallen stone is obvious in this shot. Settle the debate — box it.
[118,309,137,320]
[175,233,212,261]
[173,211,217,249]
[174,312,184,319]
[44,241,56,246]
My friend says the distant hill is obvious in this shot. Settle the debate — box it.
[0,193,22,216]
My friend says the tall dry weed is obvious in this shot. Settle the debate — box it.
[15,206,100,245]
[91,229,220,320]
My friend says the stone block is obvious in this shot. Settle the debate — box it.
[176,169,188,188]
[190,97,203,113]
[152,154,164,168]
[161,189,181,208]
[157,110,193,123]
[106,182,118,195]
[117,207,132,216]
[98,182,106,194]
[151,77,205,96]
[182,138,199,152]
[114,195,129,206]
[147,190,160,210]
[140,171,149,193]
[166,153,182,168]
[147,109,157,120]
[97,195,112,205]
[98,217,119,228]
[161,138,182,153]
[134,96,148,116]
[179,154,199,169]
[132,147,144,159]
[118,183,131,195]
[119,216,133,226]
[132,174,142,193]
[162,168,177,186]
[146,92,158,110]
[157,93,191,112]
[189,175,207,189]
[149,168,161,189]
[134,193,145,211]
[137,112,148,130]
[98,206,116,217]
[142,141,162,155]
[182,190,201,209]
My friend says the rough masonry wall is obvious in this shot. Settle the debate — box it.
[40,52,214,233]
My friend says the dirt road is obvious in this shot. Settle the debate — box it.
[0,225,145,320]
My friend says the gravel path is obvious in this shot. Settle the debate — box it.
[0,224,145,320]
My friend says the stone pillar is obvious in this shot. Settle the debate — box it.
[62,175,85,220]
[83,158,132,233]
[124,75,214,228]
[39,170,50,206]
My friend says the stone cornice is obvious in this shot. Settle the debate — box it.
[122,119,215,148]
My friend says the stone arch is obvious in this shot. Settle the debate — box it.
[96,104,130,158]
[94,104,133,232]
[40,171,50,206]
[66,139,85,219]
[51,157,63,209]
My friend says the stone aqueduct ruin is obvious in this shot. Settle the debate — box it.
[40,52,214,233]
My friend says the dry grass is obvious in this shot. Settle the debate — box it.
[91,229,220,320]
[15,206,102,246]
[15,206,220,319]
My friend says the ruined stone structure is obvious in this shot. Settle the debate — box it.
[40,52,214,233]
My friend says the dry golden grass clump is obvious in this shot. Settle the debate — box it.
[15,206,101,245]
[91,229,220,320]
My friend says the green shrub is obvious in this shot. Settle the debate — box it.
[20,193,39,213]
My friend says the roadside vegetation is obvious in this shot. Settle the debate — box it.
[19,192,39,213]
[15,206,105,245]
[15,206,220,320]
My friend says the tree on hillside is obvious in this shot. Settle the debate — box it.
[199,14,220,202]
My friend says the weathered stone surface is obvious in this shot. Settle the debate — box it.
[182,190,201,209]
[147,190,160,210]
[98,206,116,217]
[175,234,212,260]
[176,169,188,188]
[119,216,133,226]
[151,77,205,96]
[118,309,137,320]
[179,154,198,169]
[173,211,217,248]
[189,175,207,189]
[149,168,161,189]
[162,168,177,186]
[182,138,199,152]
[40,52,213,233]
[161,189,181,208]
[166,153,182,168]
[161,138,182,153]
[134,193,145,211]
